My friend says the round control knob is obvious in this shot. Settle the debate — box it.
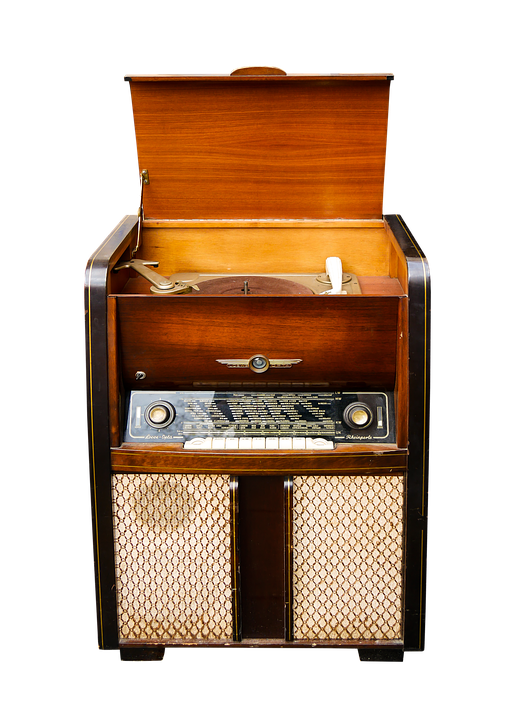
[145,401,176,429]
[342,402,373,429]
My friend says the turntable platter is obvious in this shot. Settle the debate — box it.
[194,276,314,296]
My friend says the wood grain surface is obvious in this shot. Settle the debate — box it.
[129,78,390,220]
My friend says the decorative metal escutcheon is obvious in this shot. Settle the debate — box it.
[216,355,302,373]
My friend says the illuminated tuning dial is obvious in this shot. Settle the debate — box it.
[145,401,176,429]
[342,402,373,430]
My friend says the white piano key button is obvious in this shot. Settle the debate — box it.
[306,437,334,449]
[183,437,213,449]
[183,435,334,450]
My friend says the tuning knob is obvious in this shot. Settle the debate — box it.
[145,401,176,429]
[342,402,373,430]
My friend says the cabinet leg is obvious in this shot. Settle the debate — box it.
[120,648,165,665]
[358,650,404,662]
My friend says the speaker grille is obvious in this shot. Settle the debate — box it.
[111,473,233,641]
[292,475,405,641]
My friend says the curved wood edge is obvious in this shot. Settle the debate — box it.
[230,66,286,76]
[388,214,430,652]
[85,215,139,649]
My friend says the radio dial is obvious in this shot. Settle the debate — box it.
[343,402,373,430]
[145,401,176,429]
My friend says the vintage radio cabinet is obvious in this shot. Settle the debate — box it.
[85,68,430,662]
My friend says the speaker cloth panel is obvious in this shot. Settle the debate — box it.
[111,473,232,641]
[292,475,405,641]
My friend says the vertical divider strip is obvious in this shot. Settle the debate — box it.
[230,476,241,642]
[284,476,294,642]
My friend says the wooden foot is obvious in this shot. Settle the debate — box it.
[120,646,165,661]
[358,648,404,662]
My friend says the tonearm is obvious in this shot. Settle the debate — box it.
[113,258,197,294]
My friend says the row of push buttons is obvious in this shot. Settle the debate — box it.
[183,436,334,450]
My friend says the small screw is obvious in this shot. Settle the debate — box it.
[135,371,146,381]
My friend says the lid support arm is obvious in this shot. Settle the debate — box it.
[132,169,149,257]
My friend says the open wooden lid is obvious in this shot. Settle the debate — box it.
[126,69,393,221]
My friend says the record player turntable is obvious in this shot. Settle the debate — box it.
[85,68,430,662]
[113,254,361,295]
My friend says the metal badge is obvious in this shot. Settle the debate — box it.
[216,355,302,373]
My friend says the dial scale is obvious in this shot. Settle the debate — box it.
[124,390,395,444]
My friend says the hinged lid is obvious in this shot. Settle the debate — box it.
[126,70,393,221]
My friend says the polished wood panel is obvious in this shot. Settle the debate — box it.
[231,66,286,76]
[116,295,400,388]
[129,79,390,220]
[139,226,392,277]
[111,445,407,475]
[143,219,385,227]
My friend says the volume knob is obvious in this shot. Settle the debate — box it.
[342,402,372,429]
[145,401,176,429]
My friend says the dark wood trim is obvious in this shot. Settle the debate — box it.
[230,478,241,642]
[111,445,408,475]
[125,74,394,83]
[119,638,404,649]
[384,215,430,652]
[237,475,287,639]
[85,215,139,649]
[284,477,294,642]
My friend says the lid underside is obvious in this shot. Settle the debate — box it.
[127,74,392,220]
